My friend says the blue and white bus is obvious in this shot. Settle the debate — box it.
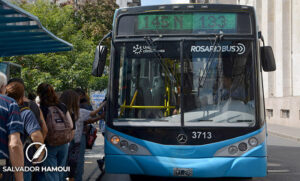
[92,3,276,179]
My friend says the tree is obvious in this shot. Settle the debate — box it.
[5,0,117,93]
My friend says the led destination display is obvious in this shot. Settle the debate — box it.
[137,13,237,31]
[117,12,251,35]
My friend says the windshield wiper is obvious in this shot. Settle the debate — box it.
[198,33,224,96]
[144,36,176,84]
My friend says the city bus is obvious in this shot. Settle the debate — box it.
[92,4,276,179]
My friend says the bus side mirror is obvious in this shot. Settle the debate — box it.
[92,45,107,77]
[260,46,276,72]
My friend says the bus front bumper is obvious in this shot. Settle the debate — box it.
[105,155,267,178]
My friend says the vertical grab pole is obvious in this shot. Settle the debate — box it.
[180,40,184,127]
[164,75,167,117]
[167,86,170,116]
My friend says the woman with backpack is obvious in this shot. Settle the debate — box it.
[59,89,80,181]
[6,82,44,181]
[37,83,74,181]
[60,89,105,181]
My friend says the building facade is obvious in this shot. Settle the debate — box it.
[252,0,300,128]
[116,0,140,8]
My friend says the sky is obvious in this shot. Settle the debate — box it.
[141,0,190,6]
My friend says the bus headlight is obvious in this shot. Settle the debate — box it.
[110,135,120,145]
[248,137,258,147]
[129,144,138,153]
[228,146,238,155]
[238,142,248,152]
[214,129,265,157]
[120,140,128,149]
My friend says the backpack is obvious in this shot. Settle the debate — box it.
[86,124,97,149]
[45,106,73,146]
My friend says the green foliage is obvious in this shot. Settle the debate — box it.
[7,0,117,93]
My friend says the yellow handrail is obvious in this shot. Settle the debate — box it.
[130,90,138,106]
[120,105,175,109]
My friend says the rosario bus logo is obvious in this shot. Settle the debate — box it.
[191,43,246,55]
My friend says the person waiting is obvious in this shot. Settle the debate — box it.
[0,72,24,181]
[6,82,44,181]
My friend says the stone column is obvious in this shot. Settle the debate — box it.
[274,0,283,97]
[261,0,269,98]
[292,0,300,96]
[255,0,262,26]
[282,0,292,97]
[267,0,275,97]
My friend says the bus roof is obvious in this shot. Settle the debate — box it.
[115,4,255,16]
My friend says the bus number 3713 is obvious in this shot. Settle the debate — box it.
[191,131,212,139]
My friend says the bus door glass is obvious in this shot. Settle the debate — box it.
[182,40,255,127]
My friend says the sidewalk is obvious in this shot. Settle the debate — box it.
[267,123,300,142]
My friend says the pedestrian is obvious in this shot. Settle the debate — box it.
[60,89,106,181]
[59,90,79,181]
[6,82,44,181]
[75,88,93,111]
[37,83,74,181]
[0,72,24,181]
[7,78,48,140]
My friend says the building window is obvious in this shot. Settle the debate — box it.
[280,109,290,118]
[266,109,273,118]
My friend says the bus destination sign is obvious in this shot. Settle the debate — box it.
[137,13,237,32]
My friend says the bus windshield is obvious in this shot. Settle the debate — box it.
[113,40,255,127]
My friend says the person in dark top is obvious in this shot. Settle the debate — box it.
[75,88,93,111]
[6,82,44,181]
[37,83,73,181]
[7,78,48,139]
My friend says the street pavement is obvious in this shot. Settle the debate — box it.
[267,123,300,142]
[83,124,300,181]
